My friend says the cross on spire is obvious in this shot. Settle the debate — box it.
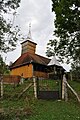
[27,23,32,40]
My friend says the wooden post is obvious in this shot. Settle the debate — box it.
[66,81,80,103]
[0,75,3,99]
[33,76,37,98]
[64,78,68,102]
[62,75,65,100]
[62,74,80,103]
[18,83,33,98]
[62,74,68,101]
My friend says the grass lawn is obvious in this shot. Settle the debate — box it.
[0,80,80,120]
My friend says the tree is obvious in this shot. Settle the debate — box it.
[46,0,80,64]
[0,55,10,75]
[0,0,21,53]
[70,61,80,81]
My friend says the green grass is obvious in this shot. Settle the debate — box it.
[0,80,80,120]
[38,79,61,91]
[69,80,80,94]
[29,100,80,120]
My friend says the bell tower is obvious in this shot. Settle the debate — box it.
[21,23,37,54]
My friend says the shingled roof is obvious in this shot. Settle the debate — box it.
[48,56,61,66]
[10,52,50,69]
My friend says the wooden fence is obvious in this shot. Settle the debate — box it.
[3,75,21,84]
[0,75,21,98]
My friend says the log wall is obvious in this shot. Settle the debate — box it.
[11,64,33,78]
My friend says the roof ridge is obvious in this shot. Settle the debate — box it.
[35,53,50,60]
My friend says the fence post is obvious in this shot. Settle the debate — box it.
[33,76,37,98]
[62,75,65,100]
[66,81,80,103]
[62,74,68,101]
[0,75,3,99]
[64,77,68,102]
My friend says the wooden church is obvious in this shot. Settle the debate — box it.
[10,24,64,79]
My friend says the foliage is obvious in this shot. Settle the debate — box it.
[0,0,21,53]
[46,0,80,63]
[0,55,10,75]
[70,61,80,81]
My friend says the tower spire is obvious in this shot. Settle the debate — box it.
[27,23,32,40]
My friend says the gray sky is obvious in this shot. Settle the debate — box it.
[3,0,71,71]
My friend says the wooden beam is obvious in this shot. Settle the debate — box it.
[66,81,80,103]
[18,83,33,98]
[62,74,68,101]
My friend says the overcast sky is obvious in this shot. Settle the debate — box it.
[3,0,71,71]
